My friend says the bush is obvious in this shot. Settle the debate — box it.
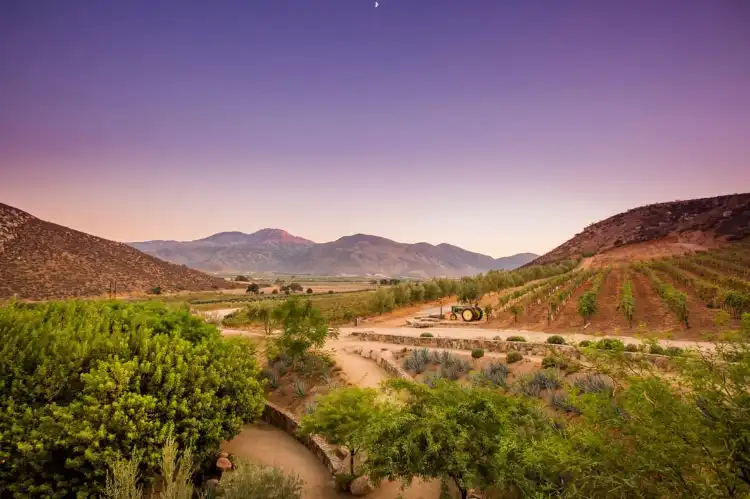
[0,301,265,497]
[471,348,485,359]
[506,351,523,363]
[573,373,612,395]
[334,473,357,493]
[649,344,666,355]
[625,344,639,352]
[550,393,581,415]
[420,332,434,338]
[506,336,527,342]
[150,286,162,295]
[542,356,568,370]
[479,362,509,387]
[272,289,279,294]
[328,290,335,294]
[578,340,592,347]
[404,349,430,373]
[547,335,566,345]
[306,288,313,294]
[595,338,625,351]
[665,346,683,357]
[220,459,304,499]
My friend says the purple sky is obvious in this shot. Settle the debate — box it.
[1,0,749,257]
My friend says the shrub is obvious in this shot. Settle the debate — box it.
[150,286,162,295]
[306,288,313,294]
[493,335,504,341]
[550,393,581,415]
[595,338,625,351]
[272,289,279,294]
[434,350,454,365]
[0,301,265,498]
[578,340,592,347]
[328,290,335,294]
[506,351,523,363]
[440,365,461,380]
[334,473,357,493]
[649,344,666,355]
[471,348,485,359]
[265,369,280,389]
[573,373,611,395]
[404,349,430,373]
[547,335,566,345]
[531,369,563,391]
[420,332,434,338]
[480,362,509,387]
[424,372,444,388]
[665,346,683,357]
[625,344,639,352]
[506,336,527,342]
[219,459,304,499]
[542,356,568,370]
[293,379,307,398]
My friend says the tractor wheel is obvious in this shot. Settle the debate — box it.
[450,313,458,320]
[462,309,474,322]
[475,308,483,321]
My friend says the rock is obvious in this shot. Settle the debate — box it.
[335,447,348,459]
[350,476,375,496]
[204,479,220,491]
[216,457,233,472]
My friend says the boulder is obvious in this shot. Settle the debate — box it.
[350,476,375,496]
[216,457,233,472]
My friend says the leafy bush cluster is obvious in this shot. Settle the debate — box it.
[506,351,523,363]
[546,335,566,345]
[506,335,527,342]
[573,373,612,395]
[477,361,509,387]
[0,301,265,498]
[404,348,431,373]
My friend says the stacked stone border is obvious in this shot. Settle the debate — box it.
[260,401,345,475]
[349,331,674,367]
[342,345,412,380]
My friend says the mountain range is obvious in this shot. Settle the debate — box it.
[130,231,538,277]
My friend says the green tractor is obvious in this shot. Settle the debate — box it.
[449,305,483,322]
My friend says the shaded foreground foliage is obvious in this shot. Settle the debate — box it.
[0,301,265,497]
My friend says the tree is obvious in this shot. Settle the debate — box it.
[367,379,547,499]
[271,299,337,365]
[483,304,494,323]
[271,289,279,295]
[528,337,750,498]
[235,275,249,282]
[370,288,396,315]
[509,304,521,323]
[289,282,303,293]
[246,301,277,335]
[298,388,387,474]
[0,301,265,497]
[246,282,260,294]
[457,278,483,304]
[577,291,597,325]
[306,287,313,294]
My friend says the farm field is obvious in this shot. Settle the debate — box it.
[483,242,750,340]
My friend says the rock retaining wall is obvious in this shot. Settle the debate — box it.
[261,402,345,475]
[350,331,582,359]
[344,346,411,380]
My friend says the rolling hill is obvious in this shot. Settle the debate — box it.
[131,232,537,277]
[528,193,750,266]
[0,203,234,300]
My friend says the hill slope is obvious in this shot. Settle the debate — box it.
[530,193,750,266]
[132,232,538,276]
[0,203,233,300]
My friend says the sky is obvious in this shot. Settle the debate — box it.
[1,0,749,257]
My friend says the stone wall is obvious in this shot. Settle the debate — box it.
[350,331,582,359]
[349,331,673,368]
[344,346,411,380]
[261,402,345,475]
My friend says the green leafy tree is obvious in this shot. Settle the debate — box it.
[483,304,494,323]
[246,282,260,294]
[509,304,521,323]
[370,288,395,315]
[0,301,265,498]
[529,338,750,498]
[577,291,597,324]
[289,282,303,292]
[246,301,278,335]
[272,299,336,365]
[367,379,548,499]
[743,312,750,336]
[298,387,387,474]
[423,281,442,301]
[457,278,483,304]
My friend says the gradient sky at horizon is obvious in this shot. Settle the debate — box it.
[1,0,749,257]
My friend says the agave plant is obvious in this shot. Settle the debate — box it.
[481,362,509,387]
[293,379,307,398]
[550,392,580,415]
[573,373,611,395]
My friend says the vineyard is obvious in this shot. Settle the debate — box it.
[488,242,750,338]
